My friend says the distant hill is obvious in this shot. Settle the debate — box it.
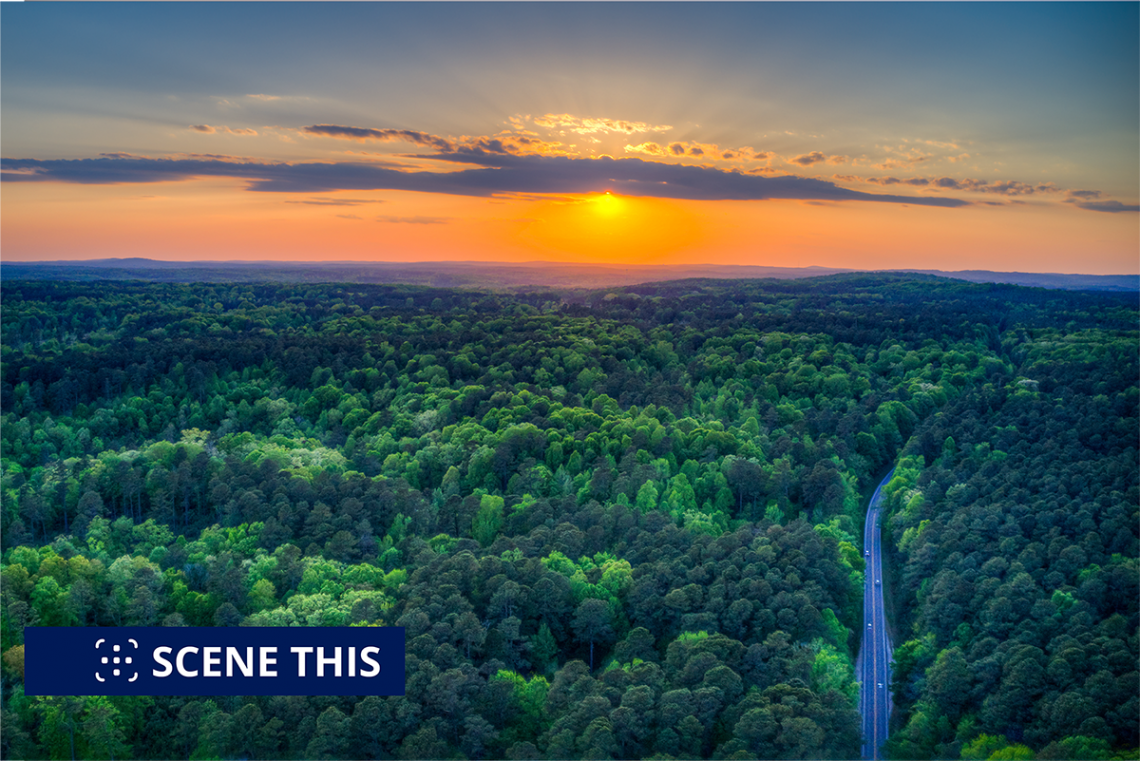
[1,258,1136,292]
[896,268,1139,292]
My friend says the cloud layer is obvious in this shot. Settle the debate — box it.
[1,154,969,207]
[8,111,1133,212]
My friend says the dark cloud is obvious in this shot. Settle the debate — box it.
[865,176,930,187]
[303,125,454,152]
[422,152,968,206]
[788,151,848,167]
[1061,188,1137,211]
[864,175,1057,196]
[848,173,1133,210]
[627,142,769,163]
[1072,200,1139,213]
[790,151,827,166]
[190,125,216,133]
[0,154,969,207]
[979,180,1056,195]
[450,134,571,157]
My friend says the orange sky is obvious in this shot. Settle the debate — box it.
[3,180,1135,274]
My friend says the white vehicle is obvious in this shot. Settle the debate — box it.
[868,622,872,628]
[865,550,870,556]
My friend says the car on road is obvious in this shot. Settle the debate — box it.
[865,549,869,556]
[876,579,881,585]
[868,622,872,628]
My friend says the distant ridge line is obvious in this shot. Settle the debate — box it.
[1,258,1136,292]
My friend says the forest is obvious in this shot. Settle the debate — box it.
[0,274,1136,760]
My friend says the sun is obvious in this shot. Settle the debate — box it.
[591,191,624,219]
[509,192,710,264]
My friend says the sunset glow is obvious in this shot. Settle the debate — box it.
[1,3,1136,273]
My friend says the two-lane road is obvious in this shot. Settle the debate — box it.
[858,469,894,760]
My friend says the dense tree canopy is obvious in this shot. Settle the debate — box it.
[0,275,1135,760]
[882,324,1139,760]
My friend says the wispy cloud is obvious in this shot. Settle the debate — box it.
[871,146,934,170]
[839,173,1136,211]
[916,139,961,150]
[303,125,454,152]
[858,175,1059,196]
[190,125,258,136]
[624,141,771,163]
[173,152,260,163]
[1071,200,1139,213]
[531,114,672,135]
[873,156,930,170]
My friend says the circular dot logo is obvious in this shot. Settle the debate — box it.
[94,638,140,683]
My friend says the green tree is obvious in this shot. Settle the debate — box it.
[529,621,559,675]
[305,706,349,759]
[82,698,127,761]
[573,598,615,670]
[472,494,504,547]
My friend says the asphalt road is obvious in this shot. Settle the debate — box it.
[858,469,894,760]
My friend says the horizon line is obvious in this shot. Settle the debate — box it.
[1,258,1136,278]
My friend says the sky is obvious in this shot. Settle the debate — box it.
[1,2,1137,274]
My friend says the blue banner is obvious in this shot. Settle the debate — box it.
[24,627,405,696]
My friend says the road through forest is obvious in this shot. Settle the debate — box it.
[858,469,894,760]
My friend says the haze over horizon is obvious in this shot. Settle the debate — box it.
[2,3,1137,274]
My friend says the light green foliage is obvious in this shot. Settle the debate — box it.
[472,494,504,547]
[634,480,659,513]
[961,734,1027,760]
[808,638,858,703]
